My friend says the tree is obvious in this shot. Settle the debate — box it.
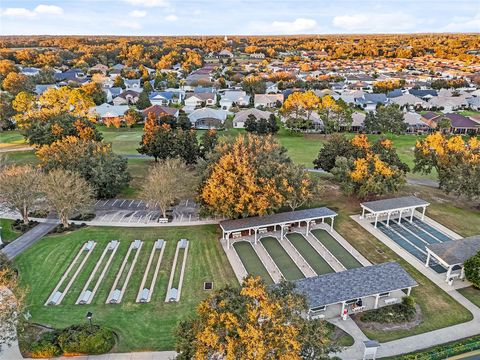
[138,123,177,162]
[136,90,151,110]
[414,133,480,199]
[113,76,126,89]
[175,277,336,360]
[437,117,452,134]
[464,251,480,289]
[81,82,107,105]
[0,165,42,224]
[22,114,102,146]
[2,72,33,95]
[0,59,18,82]
[267,113,279,134]
[37,137,131,198]
[313,134,353,171]
[199,129,218,158]
[0,256,26,350]
[319,97,353,134]
[199,134,290,218]
[177,111,192,130]
[241,75,266,95]
[281,91,321,126]
[364,104,407,134]
[124,108,142,128]
[281,163,319,211]
[143,80,153,93]
[139,158,196,219]
[0,92,15,130]
[41,168,94,228]
[244,114,258,133]
[176,129,200,165]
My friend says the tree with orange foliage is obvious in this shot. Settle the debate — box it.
[175,276,336,360]
[414,133,480,198]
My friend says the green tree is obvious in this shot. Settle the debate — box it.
[267,113,279,134]
[200,129,218,158]
[0,92,15,130]
[113,76,126,89]
[81,82,107,105]
[464,251,480,289]
[313,134,354,171]
[138,123,177,162]
[143,80,153,93]
[176,129,200,165]
[244,114,258,133]
[136,90,151,110]
[177,110,191,130]
[365,104,407,134]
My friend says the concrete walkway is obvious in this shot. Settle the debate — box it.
[1,219,58,259]
[329,317,369,360]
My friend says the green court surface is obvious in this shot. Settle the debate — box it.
[233,241,273,284]
[260,237,304,281]
[286,233,334,275]
[311,229,362,269]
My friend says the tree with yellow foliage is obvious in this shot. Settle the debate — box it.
[281,91,321,124]
[414,133,480,199]
[175,276,336,360]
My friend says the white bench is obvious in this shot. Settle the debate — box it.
[158,218,169,223]
[352,306,365,312]
[155,239,165,249]
[132,239,142,249]
[139,288,149,303]
[108,240,119,250]
[384,298,400,305]
[48,291,62,305]
[168,288,178,302]
[258,228,268,234]
[179,239,188,249]
[85,241,95,251]
[78,290,92,304]
[232,232,242,239]
[109,289,121,303]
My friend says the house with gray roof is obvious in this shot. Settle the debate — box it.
[188,108,227,129]
[233,108,271,128]
[355,93,389,112]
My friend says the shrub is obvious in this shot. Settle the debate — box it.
[464,251,480,289]
[57,324,115,355]
[361,297,416,324]
[28,332,62,358]
[11,219,39,233]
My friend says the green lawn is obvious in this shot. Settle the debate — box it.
[233,241,273,284]
[3,150,38,166]
[0,218,22,244]
[286,233,334,275]
[311,228,363,269]
[260,236,304,281]
[14,225,237,352]
[0,130,27,149]
[458,287,480,309]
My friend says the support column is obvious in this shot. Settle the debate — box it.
[398,209,403,224]
[446,266,452,283]
[281,225,284,239]
[361,207,365,219]
[425,251,431,267]
[422,206,426,221]
[460,267,465,280]
[407,287,412,296]
[322,217,325,224]
[386,211,391,227]
[374,213,379,228]
[306,221,310,235]
[254,228,258,245]
[410,207,415,223]
[227,232,230,249]
[330,217,334,232]
[374,294,380,309]
[340,301,346,316]
[249,229,251,236]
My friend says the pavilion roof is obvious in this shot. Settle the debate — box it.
[294,262,417,308]
[427,235,480,266]
[219,207,337,233]
[361,196,429,214]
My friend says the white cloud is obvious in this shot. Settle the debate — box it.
[129,10,147,18]
[34,5,63,15]
[442,13,480,32]
[247,18,320,35]
[116,20,142,29]
[165,14,178,22]
[1,7,37,18]
[1,4,64,18]
[123,0,169,7]
[332,13,417,32]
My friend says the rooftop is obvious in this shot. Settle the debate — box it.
[294,262,417,308]
[361,196,429,213]
[427,235,480,265]
[220,207,337,232]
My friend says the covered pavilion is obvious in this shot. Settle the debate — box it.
[360,196,430,228]
[426,235,480,283]
[219,207,337,249]
[294,262,417,319]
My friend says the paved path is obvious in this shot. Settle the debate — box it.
[1,220,58,259]
[330,317,369,360]
[0,146,34,153]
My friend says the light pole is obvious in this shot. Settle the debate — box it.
[0,226,3,246]
[86,311,93,332]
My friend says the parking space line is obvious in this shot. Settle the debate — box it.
[137,215,144,223]
[120,200,126,207]
[129,211,138,222]
[112,199,118,206]
[95,200,101,206]
[129,200,135,207]
[137,201,143,208]
[103,200,109,206]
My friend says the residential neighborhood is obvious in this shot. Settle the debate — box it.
[0,2,480,360]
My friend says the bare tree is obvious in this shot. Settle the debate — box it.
[0,165,42,224]
[140,158,197,220]
[41,169,93,228]
[0,254,26,350]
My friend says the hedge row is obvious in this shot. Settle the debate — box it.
[397,335,480,360]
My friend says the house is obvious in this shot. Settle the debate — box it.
[54,69,89,85]
[110,64,125,71]
[34,84,56,96]
[103,87,122,103]
[124,79,141,90]
[408,89,438,101]
[149,91,176,106]
[112,90,141,106]
[90,64,109,75]
[467,96,480,111]
[254,94,284,108]
[233,108,271,128]
[218,49,234,58]
[390,93,427,110]
[250,53,265,59]
[21,67,40,76]
[404,112,431,134]
[92,104,129,123]
[420,111,442,128]
[142,104,179,119]
[444,113,480,134]
[184,93,216,108]
[219,91,250,110]
[188,108,227,129]
[351,112,366,132]
[428,95,469,113]
[355,93,389,112]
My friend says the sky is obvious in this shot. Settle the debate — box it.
[0,0,479,36]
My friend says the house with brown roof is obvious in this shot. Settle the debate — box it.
[254,94,284,108]
[142,105,180,119]
[444,113,480,134]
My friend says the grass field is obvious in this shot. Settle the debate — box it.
[233,241,273,284]
[0,131,27,150]
[458,287,480,309]
[14,225,237,352]
[0,218,22,244]
[260,236,304,281]
[286,233,334,275]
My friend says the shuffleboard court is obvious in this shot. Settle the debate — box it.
[233,242,273,284]
[260,237,304,281]
[311,229,362,269]
[286,233,334,275]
